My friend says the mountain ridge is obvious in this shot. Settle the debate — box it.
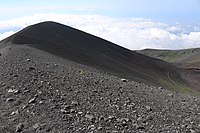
[0,21,193,91]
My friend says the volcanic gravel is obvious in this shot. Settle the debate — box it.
[0,45,200,133]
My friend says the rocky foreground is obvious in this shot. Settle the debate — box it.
[0,45,200,133]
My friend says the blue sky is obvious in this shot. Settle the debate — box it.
[0,0,200,49]
[1,0,200,23]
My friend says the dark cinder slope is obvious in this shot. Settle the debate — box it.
[0,45,199,132]
[0,21,189,90]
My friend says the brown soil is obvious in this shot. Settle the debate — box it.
[181,68,200,92]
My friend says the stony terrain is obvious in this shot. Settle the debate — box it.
[0,45,200,133]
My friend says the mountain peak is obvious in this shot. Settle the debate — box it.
[1,21,178,89]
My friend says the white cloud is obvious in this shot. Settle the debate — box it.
[0,31,16,41]
[0,13,200,50]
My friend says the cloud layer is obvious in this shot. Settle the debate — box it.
[0,13,200,50]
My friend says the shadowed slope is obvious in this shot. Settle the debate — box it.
[0,21,190,90]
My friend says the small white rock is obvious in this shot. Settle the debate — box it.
[121,79,127,82]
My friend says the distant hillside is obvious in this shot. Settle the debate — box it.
[138,48,200,92]
[138,48,200,64]
[0,21,195,92]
